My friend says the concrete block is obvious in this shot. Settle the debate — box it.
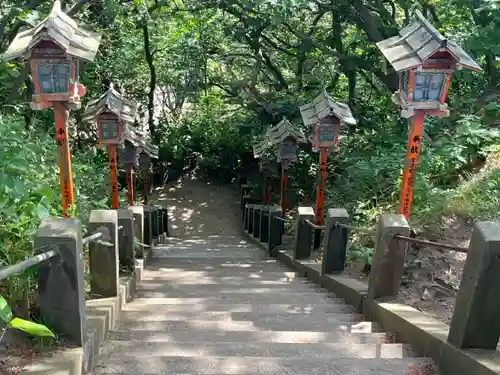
[294,206,315,260]
[35,217,86,346]
[323,208,349,274]
[129,205,144,258]
[367,214,410,300]
[88,210,119,298]
[117,209,134,270]
[448,221,500,349]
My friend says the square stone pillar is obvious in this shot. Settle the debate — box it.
[88,210,119,297]
[253,205,263,239]
[260,206,270,243]
[129,205,144,258]
[35,217,86,346]
[268,206,282,257]
[162,207,169,237]
[143,205,153,249]
[247,204,256,234]
[448,221,500,349]
[367,214,410,300]
[117,209,134,270]
[323,208,349,274]
[151,206,158,241]
[156,206,164,243]
[294,207,315,260]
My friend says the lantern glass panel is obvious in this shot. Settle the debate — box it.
[120,143,138,165]
[139,153,151,170]
[100,119,120,141]
[413,72,445,101]
[36,61,71,94]
[279,141,296,160]
[318,123,336,143]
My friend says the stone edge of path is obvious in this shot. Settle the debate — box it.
[242,231,500,375]
[18,249,152,375]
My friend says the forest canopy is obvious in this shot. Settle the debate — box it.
[0,0,499,262]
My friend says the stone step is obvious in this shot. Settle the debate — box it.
[114,319,381,333]
[142,273,310,283]
[143,270,303,280]
[107,329,396,344]
[123,302,355,314]
[114,310,366,323]
[127,295,348,305]
[93,356,434,374]
[146,262,293,272]
[152,246,261,254]
[138,280,327,291]
[99,341,415,359]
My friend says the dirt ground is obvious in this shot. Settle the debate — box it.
[152,171,242,238]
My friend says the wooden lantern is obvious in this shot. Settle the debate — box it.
[2,1,101,110]
[120,140,139,166]
[97,112,124,145]
[376,10,481,118]
[312,118,341,149]
[138,152,152,171]
[300,90,356,149]
[254,117,307,167]
[83,83,137,145]
[279,137,297,161]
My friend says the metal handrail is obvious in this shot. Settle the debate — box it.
[82,231,103,245]
[335,222,375,235]
[394,235,468,253]
[0,246,58,281]
[273,216,286,222]
[334,221,468,253]
[305,219,325,230]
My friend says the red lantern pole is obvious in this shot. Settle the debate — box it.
[263,176,270,205]
[126,165,134,206]
[398,110,425,218]
[107,145,119,209]
[314,147,328,248]
[54,102,75,217]
[281,166,287,217]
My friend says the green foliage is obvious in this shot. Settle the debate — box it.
[0,112,112,320]
[0,296,55,340]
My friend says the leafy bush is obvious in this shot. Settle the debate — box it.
[0,113,113,316]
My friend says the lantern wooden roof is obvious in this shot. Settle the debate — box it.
[2,1,101,62]
[122,126,143,148]
[82,83,137,124]
[299,90,356,127]
[376,11,481,73]
[139,138,159,159]
[253,117,308,158]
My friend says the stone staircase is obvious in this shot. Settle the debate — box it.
[93,236,435,375]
